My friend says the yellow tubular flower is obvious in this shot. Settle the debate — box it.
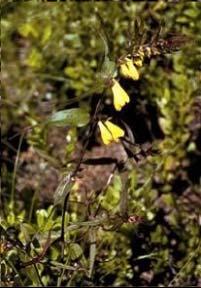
[98,120,125,145]
[120,63,131,78]
[112,79,130,111]
[120,58,139,81]
[133,58,143,68]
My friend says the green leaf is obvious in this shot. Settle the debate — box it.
[101,175,121,211]
[36,209,47,227]
[26,48,43,69]
[89,229,96,278]
[184,8,200,19]
[25,266,42,286]
[64,67,80,79]
[20,223,36,242]
[41,25,52,44]
[69,243,83,261]
[100,56,116,79]
[46,108,90,128]
[54,174,73,205]
[50,261,78,270]
[18,23,39,38]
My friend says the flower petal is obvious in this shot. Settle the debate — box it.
[120,58,139,81]
[133,58,143,68]
[126,59,139,80]
[120,63,131,78]
[98,120,125,145]
[98,121,113,145]
[105,120,125,140]
[112,80,130,111]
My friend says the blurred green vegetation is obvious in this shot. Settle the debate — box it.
[1,1,201,287]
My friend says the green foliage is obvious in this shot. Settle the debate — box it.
[1,1,201,287]
[46,108,90,128]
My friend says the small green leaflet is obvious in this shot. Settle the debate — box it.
[100,56,116,80]
[97,23,117,80]
[69,243,83,261]
[54,173,73,205]
[46,108,90,128]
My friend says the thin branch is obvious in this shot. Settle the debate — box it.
[59,95,103,261]
[10,132,25,207]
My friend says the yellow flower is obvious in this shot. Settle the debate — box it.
[112,79,130,111]
[120,58,139,81]
[133,58,143,67]
[98,120,125,145]
[133,49,144,67]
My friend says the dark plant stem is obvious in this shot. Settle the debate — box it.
[34,263,44,287]
[60,95,103,262]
